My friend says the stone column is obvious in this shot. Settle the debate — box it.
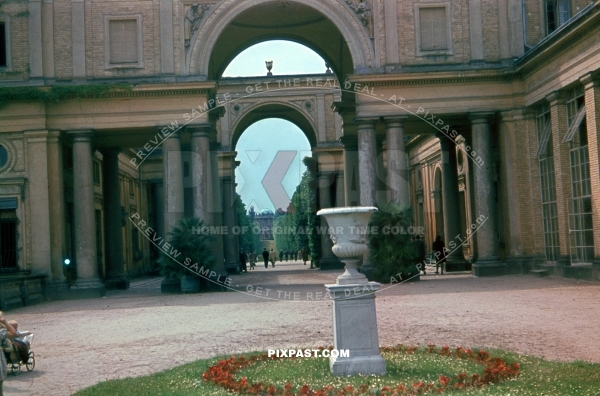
[47,131,68,292]
[220,152,240,273]
[437,132,466,266]
[547,92,572,266]
[162,129,184,233]
[341,136,360,206]
[581,74,600,269]
[101,148,129,289]
[189,125,211,222]
[384,117,410,206]
[469,113,503,276]
[356,119,378,207]
[209,142,226,276]
[68,130,105,294]
[319,172,341,269]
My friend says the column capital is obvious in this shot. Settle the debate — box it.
[187,123,212,138]
[67,129,94,142]
[545,90,567,105]
[157,125,181,139]
[339,135,358,148]
[46,130,62,143]
[99,147,122,158]
[468,112,495,125]
[580,71,600,90]
[354,117,378,129]
[383,116,408,127]
[499,108,526,122]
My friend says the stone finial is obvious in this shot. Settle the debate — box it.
[266,60,273,76]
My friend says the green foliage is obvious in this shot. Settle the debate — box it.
[234,193,261,254]
[0,84,133,108]
[159,217,215,279]
[368,202,419,282]
[272,157,320,263]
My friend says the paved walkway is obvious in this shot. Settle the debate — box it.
[4,261,600,395]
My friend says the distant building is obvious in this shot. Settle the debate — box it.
[254,209,275,240]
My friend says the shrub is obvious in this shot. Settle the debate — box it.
[368,202,419,282]
[159,217,215,280]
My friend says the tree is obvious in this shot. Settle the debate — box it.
[272,157,321,264]
[234,192,262,254]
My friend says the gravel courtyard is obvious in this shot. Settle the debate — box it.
[4,261,600,395]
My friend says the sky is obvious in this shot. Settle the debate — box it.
[225,41,324,212]
[222,40,327,77]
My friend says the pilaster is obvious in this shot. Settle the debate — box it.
[581,73,600,267]
[547,91,572,266]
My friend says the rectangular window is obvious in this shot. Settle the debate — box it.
[566,86,594,265]
[109,20,138,64]
[536,104,559,262]
[419,7,448,51]
[546,0,570,35]
[0,22,7,67]
[104,15,143,69]
[93,161,101,185]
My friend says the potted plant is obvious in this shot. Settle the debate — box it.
[159,217,215,293]
[368,202,420,283]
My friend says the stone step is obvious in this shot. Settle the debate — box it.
[530,269,549,277]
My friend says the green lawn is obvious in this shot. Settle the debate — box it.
[74,348,600,396]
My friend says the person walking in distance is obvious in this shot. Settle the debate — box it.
[248,251,256,270]
[432,235,446,274]
[269,248,277,268]
[262,248,269,268]
[412,235,426,275]
[239,251,248,273]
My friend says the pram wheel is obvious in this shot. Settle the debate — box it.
[26,351,35,371]
[10,362,20,376]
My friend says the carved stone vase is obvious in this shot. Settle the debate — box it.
[317,206,386,376]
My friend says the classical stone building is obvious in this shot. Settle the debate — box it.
[0,0,599,304]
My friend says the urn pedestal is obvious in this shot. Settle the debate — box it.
[317,207,386,376]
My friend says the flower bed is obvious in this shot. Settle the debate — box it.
[202,345,521,395]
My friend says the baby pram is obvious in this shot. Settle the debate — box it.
[3,332,35,375]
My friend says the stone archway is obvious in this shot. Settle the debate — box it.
[230,101,319,151]
[187,0,376,78]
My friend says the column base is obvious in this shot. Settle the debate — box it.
[224,261,240,274]
[471,257,506,277]
[330,354,387,376]
[45,279,71,300]
[444,256,471,272]
[319,257,344,270]
[70,278,106,298]
[104,276,130,290]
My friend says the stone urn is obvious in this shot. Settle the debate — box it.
[316,206,377,285]
[317,206,386,376]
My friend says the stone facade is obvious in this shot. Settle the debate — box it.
[0,0,599,304]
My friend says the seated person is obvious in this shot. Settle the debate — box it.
[4,320,29,363]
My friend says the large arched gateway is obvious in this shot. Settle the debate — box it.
[0,0,599,303]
